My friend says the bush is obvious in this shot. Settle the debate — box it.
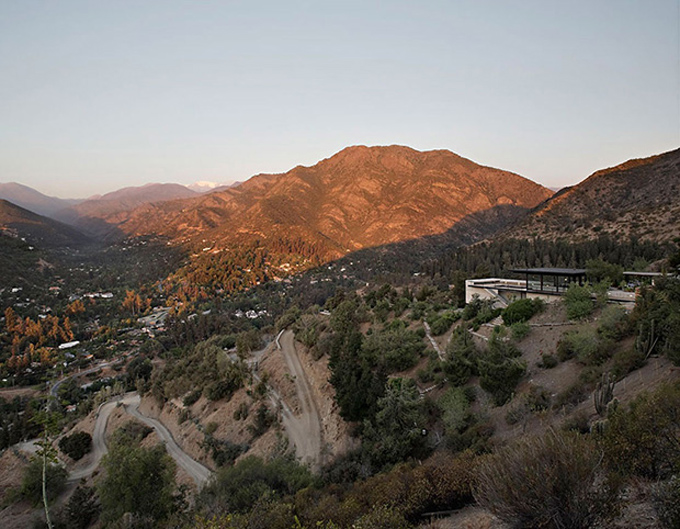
[510,322,531,341]
[475,430,616,529]
[557,326,611,366]
[538,353,558,369]
[653,476,680,529]
[428,311,460,336]
[478,358,526,406]
[183,389,202,407]
[600,382,680,479]
[59,431,92,461]
[478,335,525,406]
[65,484,100,529]
[199,455,313,515]
[564,283,594,320]
[502,298,542,326]
[247,405,276,439]
[610,347,646,379]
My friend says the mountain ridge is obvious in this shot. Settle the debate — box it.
[102,145,554,259]
[504,147,680,243]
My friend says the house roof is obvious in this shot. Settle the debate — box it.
[509,268,586,276]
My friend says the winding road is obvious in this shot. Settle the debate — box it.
[68,393,211,488]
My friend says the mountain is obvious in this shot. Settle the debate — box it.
[98,145,553,256]
[54,183,199,238]
[505,148,680,243]
[0,182,80,218]
[0,199,90,248]
[187,181,238,193]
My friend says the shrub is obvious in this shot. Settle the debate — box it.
[653,476,680,529]
[502,298,543,326]
[610,347,645,379]
[558,326,611,366]
[475,430,616,529]
[598,305,631,341]
[444,326,478,387]
[182,389,202,407]
[59,431,92,461]
[538,353,558,369]
[600,382,680,479]
[478,358,526,406]
[429,311,460,336]
[510,322,531,341]
[553,382,588,411]
[199,455,313,515]
[247,404,276,439]
[563,283,594,320]
[65,484,100,529]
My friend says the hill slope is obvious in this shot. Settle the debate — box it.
[0,199,90,248]
[0,182,80,218]
[98,146,554,258]
[506,148,680,242]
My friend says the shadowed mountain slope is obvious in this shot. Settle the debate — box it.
[0,199,90,248]
[505,148,680,243]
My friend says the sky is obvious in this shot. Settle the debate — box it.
[1,1,678,198]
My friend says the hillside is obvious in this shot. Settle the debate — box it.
[506,148,680,242]
[0,199,89,248]
[87,146,553,255]
[0,182,80,218]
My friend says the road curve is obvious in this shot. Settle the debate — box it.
[68,397,118,482]
[67,393,211,488]
[123,394,212,487]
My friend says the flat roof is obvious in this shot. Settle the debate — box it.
[509,268,586,276]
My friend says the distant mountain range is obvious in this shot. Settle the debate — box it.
[80,145,553,258]
[2,145,678,268]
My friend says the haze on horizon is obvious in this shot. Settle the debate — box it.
[1,1,678,199]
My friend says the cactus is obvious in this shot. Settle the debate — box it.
[636,319,659,360]
[594,371,616,417]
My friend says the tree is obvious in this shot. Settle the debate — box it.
[65,484,100,529]
[362,378,428,469]
[59,431,92,461]
[97,429,176,525]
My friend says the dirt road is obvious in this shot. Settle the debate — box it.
[277,331,323,470]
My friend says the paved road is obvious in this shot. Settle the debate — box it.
[277,331,323,470]
[65,393,211,488]
[123,394,211,487]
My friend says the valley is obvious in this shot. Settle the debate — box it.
[0,146,679,528]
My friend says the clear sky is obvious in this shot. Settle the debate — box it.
[1,1,678,198]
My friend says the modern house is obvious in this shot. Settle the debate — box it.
[464,267,651,306]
